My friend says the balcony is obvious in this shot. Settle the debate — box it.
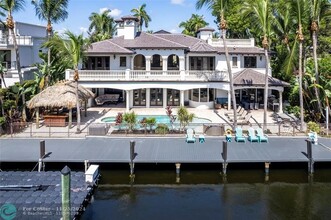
[0,35,33,46]
[65,70,228,82]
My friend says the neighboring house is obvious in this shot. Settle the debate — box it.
[65,15,288,112]
[0,22,46,88]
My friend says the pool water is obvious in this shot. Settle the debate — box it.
[101,115,211,124]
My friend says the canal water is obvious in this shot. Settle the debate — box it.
[81,164,331,220]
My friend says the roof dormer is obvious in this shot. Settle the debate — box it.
[197,27,215,41]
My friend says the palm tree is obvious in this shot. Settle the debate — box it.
[242,0,272,130]
[131,3,151,32]
[179,14,208,37]
[1,0,26,121]
[196,0,237,129]
[88,9,115,42]
[308,0,331,118]
[44,31,87,132]
[290,0,308,131]
[0,53,7,88]
[31,0,68,86]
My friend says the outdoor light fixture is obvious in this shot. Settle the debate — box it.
[113,54,116,59]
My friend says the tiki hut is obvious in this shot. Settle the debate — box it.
[27,80,95,127]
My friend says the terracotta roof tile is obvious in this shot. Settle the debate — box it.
[87,40,133,54]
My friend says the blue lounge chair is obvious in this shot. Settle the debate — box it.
[256,128,268,143]
[248,127,259,142]
[235,127,246,143]
[186,128,196,143]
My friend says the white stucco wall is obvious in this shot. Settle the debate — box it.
[15,22,46,38]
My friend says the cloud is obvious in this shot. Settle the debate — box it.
[171,0,185,5]
[170,29,179,33]
[109,8,122,17]
[99,7,109,14]
[80,27,88,33]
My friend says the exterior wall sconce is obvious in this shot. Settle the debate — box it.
[259,55,262,61]
[113,54,116,59]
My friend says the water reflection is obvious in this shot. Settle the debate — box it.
[82,168,331,220]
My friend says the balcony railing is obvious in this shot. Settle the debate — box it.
[0,35,33,46]
[65,70,228,82]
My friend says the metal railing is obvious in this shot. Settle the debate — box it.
[1,120,318,139]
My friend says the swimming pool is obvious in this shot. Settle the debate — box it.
[101,115,211,124]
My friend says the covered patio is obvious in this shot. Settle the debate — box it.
[233,69,290,113]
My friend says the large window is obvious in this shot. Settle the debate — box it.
[244,56,257,68]
[134,54,146,70]
[192,89,199,102]
[120,57,126,67]
[150,88,163,106]
[200,88,208,102]
[232,56,238,67]
[189,57,215,70]
[151,54,163,70]
[134,89,146,106]
[86,57,110,70]
[167,54,179,70]
[167,89,180,106]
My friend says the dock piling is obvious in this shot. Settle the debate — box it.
[265,162,270,175]
[84,160,90,172]
[222,141,228,175]
[306,139,314,174]
[38,140,46,172]
[129,141,135,177]
[175,163,181,183]
[61,166,71,220]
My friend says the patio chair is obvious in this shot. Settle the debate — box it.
[256,128,268,143]
[237,113,252,125]
[308,131,318,145]
[225,106,243,116]
[248,127,259,142]
[235,127,246,143]
[186,128,196,143]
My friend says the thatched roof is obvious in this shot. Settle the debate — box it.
[27,80,95,109]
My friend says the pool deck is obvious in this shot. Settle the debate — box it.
[1,137,331,165]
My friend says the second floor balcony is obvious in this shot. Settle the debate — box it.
[65,70,228,82]
[0,35,33,46]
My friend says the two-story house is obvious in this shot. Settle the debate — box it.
[0,22,46,88]
[65,15,288,112]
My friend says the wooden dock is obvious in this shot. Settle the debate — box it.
[1,137,331,173]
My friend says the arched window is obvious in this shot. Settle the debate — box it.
[151,54,162,70]
[167,54,179,70]
[133,54,146,70]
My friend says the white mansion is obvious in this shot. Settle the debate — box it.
[65,15,288,112]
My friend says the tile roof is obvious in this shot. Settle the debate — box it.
[190,41,217,53]
[111,32,187,49]
[233,69,290,87]
[87,40,134,54]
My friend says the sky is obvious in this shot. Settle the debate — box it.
[13,0,219,36]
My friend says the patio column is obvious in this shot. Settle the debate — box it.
[162,56,168,73]
[146,88,150,108]
[227,91,231,110]
[179,57,185,80]
[163,88,167,108]
[146,56,151,75]
[68,109,72,128]
[36,107,39,129]
[279,90,283,113]
[180,90,184,106]
[126,90,130,112]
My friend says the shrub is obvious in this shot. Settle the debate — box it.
[146,117,156,132]
[307,121,320,134]
[155,123,169,135]
[123,111,137,132]
[177,106,195,131]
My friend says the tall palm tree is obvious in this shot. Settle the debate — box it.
[88,9,114,42]
[44,31,87,132]
[308,0,331,118]
[290,0,308,131]
[179,14,208,37]
[242,0,272,130]
[0,53,7,88]
[31,0,69,86]
[131,3,151,32]
[196,0,237,128]
[1,0,26,121]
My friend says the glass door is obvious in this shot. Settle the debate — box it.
[134,89,146,106]
[167,89,180,106]
[150,88,163,106]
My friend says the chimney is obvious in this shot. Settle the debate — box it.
[116,15,139,39]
